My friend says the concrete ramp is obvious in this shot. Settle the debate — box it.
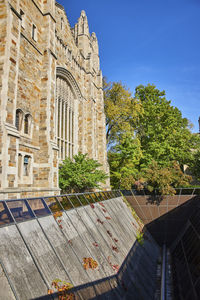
[0,264,15,300]
[0,192,161,299]
[0,225,47,299]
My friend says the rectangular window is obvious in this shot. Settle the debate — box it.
[27,199,51,217]
[24,156,29,176]
[0,202,14,226]
[6,201,34,222]
[20,10,25,29]
[32,24,37,41]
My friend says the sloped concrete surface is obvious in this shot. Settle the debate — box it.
[0,225,47,299]
[0,264,15,300]
[0,196,160,299]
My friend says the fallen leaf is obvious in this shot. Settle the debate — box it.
[112,264,119,272]
[112,245,119,253]
[97,218,104,224]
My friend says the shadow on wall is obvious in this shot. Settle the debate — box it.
[146,195,200,247]
[123,190,199,224]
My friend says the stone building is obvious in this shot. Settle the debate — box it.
[0,0,109,199]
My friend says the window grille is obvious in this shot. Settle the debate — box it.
[56,76,75,160]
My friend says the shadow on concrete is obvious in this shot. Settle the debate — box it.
[33,230,160,300]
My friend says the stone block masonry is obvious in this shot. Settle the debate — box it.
[0,0,109,199]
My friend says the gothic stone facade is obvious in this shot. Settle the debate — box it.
[0,0,109,199]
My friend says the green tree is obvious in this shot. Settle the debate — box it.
[59,153,108,193]
[103,78,142,147]
[108,134,142,189]
[142,161,191,196]
[135,84,198,168]
[189,149,200,182]
[105,82,199,195]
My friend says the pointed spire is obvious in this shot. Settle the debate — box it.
[78,10,89,36]
[81,10,86,17]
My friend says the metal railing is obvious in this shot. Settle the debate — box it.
[0,190,121,227]
[1,188,200,228]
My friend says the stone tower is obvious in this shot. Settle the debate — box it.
[0,0,109,199]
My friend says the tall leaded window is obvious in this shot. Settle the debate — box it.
[56,76,75,160]
[24,114,28,134]
[24,114,31,134]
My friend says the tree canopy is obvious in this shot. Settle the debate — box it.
[104,81,200,194]
[103,78,142,147]
[135,84,198,168]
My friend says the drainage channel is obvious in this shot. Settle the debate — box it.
[161,244,166,300]
[161,245,173,300]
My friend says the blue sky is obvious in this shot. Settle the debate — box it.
[58,0,200,132]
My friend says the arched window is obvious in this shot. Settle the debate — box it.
[56,76,75,160]
[15,109,23,131]
[24,114,32,135]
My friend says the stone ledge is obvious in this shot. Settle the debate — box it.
[5,123,20,138]
[19,142,40,151]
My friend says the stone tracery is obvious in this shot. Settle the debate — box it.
[56,74,76,160]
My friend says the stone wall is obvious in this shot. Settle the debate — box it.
[0,0,109,199]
